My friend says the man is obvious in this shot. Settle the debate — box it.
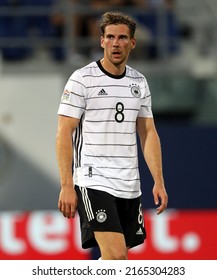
[56,11,168,260]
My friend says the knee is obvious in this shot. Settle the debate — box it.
[102,248,128,260]
[111,252,128,260]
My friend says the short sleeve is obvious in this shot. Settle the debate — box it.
[138,78,153,118]
[57,71,86,119]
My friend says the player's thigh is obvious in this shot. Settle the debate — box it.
[94,231,128,260]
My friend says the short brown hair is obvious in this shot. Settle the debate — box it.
[100,11,137,38]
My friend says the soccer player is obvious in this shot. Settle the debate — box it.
[56,11,168,260]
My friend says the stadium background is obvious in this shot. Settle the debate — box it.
[0,0,216,260]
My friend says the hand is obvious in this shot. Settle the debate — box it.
[152,183,168,215]
[58,186,78,218]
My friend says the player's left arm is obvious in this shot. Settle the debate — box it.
[136,117,168,214]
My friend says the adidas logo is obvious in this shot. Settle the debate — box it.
[98,89,108,96]
[136,228,143,235]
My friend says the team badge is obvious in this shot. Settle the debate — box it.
[61,89,71,102]
[96,209,107,223]
[130,84,141,98]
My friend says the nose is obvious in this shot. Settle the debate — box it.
[112,37,120,47]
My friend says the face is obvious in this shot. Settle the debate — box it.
[100,24,136,67]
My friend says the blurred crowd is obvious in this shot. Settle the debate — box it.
[0,0,180,62]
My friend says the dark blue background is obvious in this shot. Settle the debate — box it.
[139,123,217,210]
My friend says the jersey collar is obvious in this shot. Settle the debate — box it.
[97,60,126,79]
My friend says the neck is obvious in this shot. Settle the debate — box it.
[100,58,126,76]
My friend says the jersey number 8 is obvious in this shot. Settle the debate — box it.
[115,102,125,123]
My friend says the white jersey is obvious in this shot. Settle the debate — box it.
[58,61,153,199]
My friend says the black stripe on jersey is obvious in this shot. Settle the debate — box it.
[74,116,83,168]
[84,130,136,135]
[126,74,145,80]
[82,74,105,78]
[60,102,85,110]
[69,78,85,88]
[96,166,138,170]
[85,84,129,90]
[144,93,151,99]
[85,95,148,101]
[85,143,137,147]
[70,91,83,98]
[141,105,152,110]
[85,120,135,123]
[84,154,137,159]
[74,127,79,168]
[78,64,99,71]
[82,74,145,81]
[86,107,140,112]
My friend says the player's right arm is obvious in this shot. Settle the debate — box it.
[56,115,80,218]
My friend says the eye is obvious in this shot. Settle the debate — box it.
[106,35,114,39]
[120,35,128,40]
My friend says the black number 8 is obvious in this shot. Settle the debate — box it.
[115,102,125,123]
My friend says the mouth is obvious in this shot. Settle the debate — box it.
[112,51,121,57]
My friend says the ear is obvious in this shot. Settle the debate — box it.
[100,36,105,49]
[131,38,136,50]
